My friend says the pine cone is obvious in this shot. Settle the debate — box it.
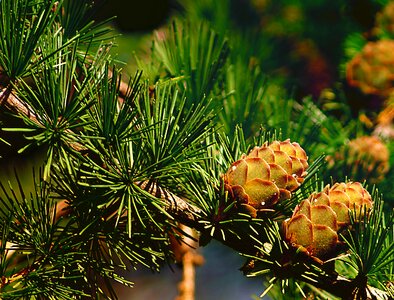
[375,2,394,37]
[283,182,373,260]
[223,139,308,217]
[346,40,394,97]
[326,135,390,183]
[348,136,390,182]
[374,96,394,139]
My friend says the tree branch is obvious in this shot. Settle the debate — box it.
[137,181,202,224]
[0,86,38,123]
[0,83,204,229]
[300,273,392,299]
[2,80,392,300]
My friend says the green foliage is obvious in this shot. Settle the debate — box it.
[0,173,93,299]
[88,66,143,145]
[341,192,394,288]
[4,42,95,180]
[178,0,232,35]
[0,0,59,80]
[58,0,114,44]
[147,19,230,106]
[0,0,393,299]
[133,81,217,181]
[218,56,268,139]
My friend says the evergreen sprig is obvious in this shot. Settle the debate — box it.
[0,168,168,298]
[0,0,59,80]
[0,173,88,299]
[58,0,114,45]
[87,66,143,145]
[134,81,217,184]
[52,154,169,271]
[149,19,230,104]
[341,191,394,291]
[219,62,268,138]
[1,1,393,299]
[5,42,94,180]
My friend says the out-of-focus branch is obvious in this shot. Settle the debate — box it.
[171,225,204,300]
[176,251,204,300]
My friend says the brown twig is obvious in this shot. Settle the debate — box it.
[0,85,87,151]
[0,86,38,123]
[138,181,202,224]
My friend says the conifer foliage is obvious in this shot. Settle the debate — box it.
[0,0,393,299]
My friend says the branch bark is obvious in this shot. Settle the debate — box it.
[0,86,38,123]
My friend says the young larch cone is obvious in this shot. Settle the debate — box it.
[347,136,390,183]
[282,182,373,260]
[375,1,394,37]
[346,40,394,97]
[374,96,394,139]
[223,139,308,217]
